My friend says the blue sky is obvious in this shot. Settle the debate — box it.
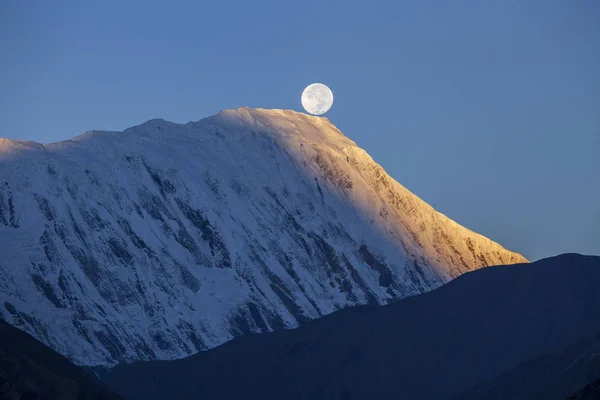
[1,0,598,260]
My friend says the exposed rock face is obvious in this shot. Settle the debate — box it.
[0,107,526,365]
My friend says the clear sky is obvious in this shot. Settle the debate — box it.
[1,0,598,261]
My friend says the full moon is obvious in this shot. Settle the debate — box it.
[301,83,333,115]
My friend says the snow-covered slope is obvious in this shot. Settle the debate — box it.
[0,107,527,366]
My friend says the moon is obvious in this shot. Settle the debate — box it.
[301,83,333,115]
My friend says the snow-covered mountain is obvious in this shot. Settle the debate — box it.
[0,107,527,366]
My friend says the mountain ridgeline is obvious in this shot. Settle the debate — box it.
[0,107,526,366]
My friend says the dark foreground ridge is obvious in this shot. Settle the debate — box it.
[0,319,122,399]
[568,379,600,400]
[100,253,600,400]
[452,330,600,400]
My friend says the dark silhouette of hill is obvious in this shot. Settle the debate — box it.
[100,253,600,400]
[452,331,600,400]
[568,378,600,400]
[0,319,122,399]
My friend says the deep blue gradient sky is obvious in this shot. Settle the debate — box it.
[1,0,598,260]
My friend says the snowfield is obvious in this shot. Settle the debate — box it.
[0,108,527,366]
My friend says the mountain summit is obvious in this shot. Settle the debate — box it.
[0,108,526,365]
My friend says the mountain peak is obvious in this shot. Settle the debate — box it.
[205,107,352,151]
[0,108,526,365]
[216,106,329,121]
[0,137,47,163]
[2,108,340,153]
